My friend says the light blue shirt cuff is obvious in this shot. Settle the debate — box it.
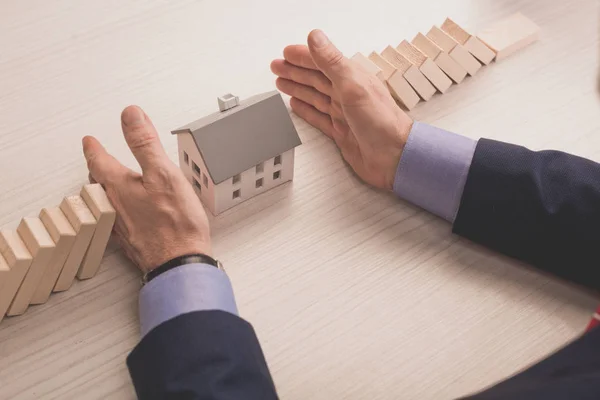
[139,263,238,337]
[393,121,477,222]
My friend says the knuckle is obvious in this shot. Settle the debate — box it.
[325,50,344,67]
[126,128,158,150]
[145,165,178,191]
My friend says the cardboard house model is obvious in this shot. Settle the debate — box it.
[172,91,301,215]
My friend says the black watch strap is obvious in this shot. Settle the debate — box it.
[143,253,221,284]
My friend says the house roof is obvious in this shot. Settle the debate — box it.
[172,91,301,184]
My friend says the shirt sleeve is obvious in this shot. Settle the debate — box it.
[138,263,238,337]
[393,121,477,222]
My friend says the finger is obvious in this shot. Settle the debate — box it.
[276,78,332,115]
[289,97,335,139]
[82,136,129,185]
[307,30,352,85]
[283,45,319,70]
[120,105,170,175]
[270,59,333,97]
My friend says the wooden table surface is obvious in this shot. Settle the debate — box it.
[1,0,599,399]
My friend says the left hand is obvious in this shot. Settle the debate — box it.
[82,106,212,273]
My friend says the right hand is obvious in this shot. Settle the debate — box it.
[271,29,413,191]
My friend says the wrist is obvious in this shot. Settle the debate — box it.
[143,253,221,284]
[385,118,413,191]
[137,240,212,273]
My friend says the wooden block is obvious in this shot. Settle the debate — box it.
[30,207,77,305]
[54,195,97,292]
[367,52,396,80]
[7,218,56,315]
[368,52,420,110]
[477,13,541,61]
[0,231,33,321]
[351,52,385,82]
[396,40,452,93]
[387,71,420,110]
[427,26,481,76]
[78,184,116,280]
[381,46,436,101]
[0,253,10,300]
[441,18,495,64]
[412,33,467,84]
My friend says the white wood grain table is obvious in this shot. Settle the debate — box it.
[1,0,599,399]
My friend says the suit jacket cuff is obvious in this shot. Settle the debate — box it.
[393,121,477,222]
[139,263,238,337]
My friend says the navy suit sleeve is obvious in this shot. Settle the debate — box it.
[453,139,600,291]
[127,310,278,400]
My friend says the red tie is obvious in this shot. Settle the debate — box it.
[585,306,600,332]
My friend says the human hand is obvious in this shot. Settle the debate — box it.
[82,106,211,273]
[271,30,413,191]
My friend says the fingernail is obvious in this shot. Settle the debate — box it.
[122,106,145,127]
[310,30,329,48]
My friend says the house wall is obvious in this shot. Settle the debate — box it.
[177,134,217,215]
[214,148,295,214]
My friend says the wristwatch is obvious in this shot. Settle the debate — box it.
[142,253,223,285]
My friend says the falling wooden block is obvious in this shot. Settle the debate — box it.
[78,184,116,280]
[477,13,541,61]
[7,218,56,316]
[368,52,420,110]
[30,207,77,305]
[396,40,453,93]
[427,26,481,76]
[441,18,496,65]
[351,52,385,82]
[0,231,33,321]
[0,253,10,301]
[381,46,436,101]
[412,33,467,84]
[54,196,97,292]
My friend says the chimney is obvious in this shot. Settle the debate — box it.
[218,93,240,112]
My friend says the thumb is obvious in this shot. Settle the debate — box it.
[307,30,351,85]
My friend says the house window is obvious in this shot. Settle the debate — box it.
[274,155,282,166]
[183,151,189,165]
[256,178,263,188]
[233,189,241,199]
[255,162,264,174]
[232,174,241,185]
[273,171,281,180]
[192,162,201,176]
[193,178,201,193]
[203,174,208,187]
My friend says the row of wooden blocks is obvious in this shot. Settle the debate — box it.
[0,184,116,323]
[351,13,541,110]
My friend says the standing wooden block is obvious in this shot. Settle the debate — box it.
[396,40,452,93]
[7,218,56,316]
[351,52,385,82]
[368,52,420,110]
[441,18,496,65]
[30,207,77,305]
[381,46,436,101]
[412,33,467,84]
[0,231,33,321]
[427,26,481,76]
[477,13,541,61]
[54,195,97,292]
[78,184,116,280]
